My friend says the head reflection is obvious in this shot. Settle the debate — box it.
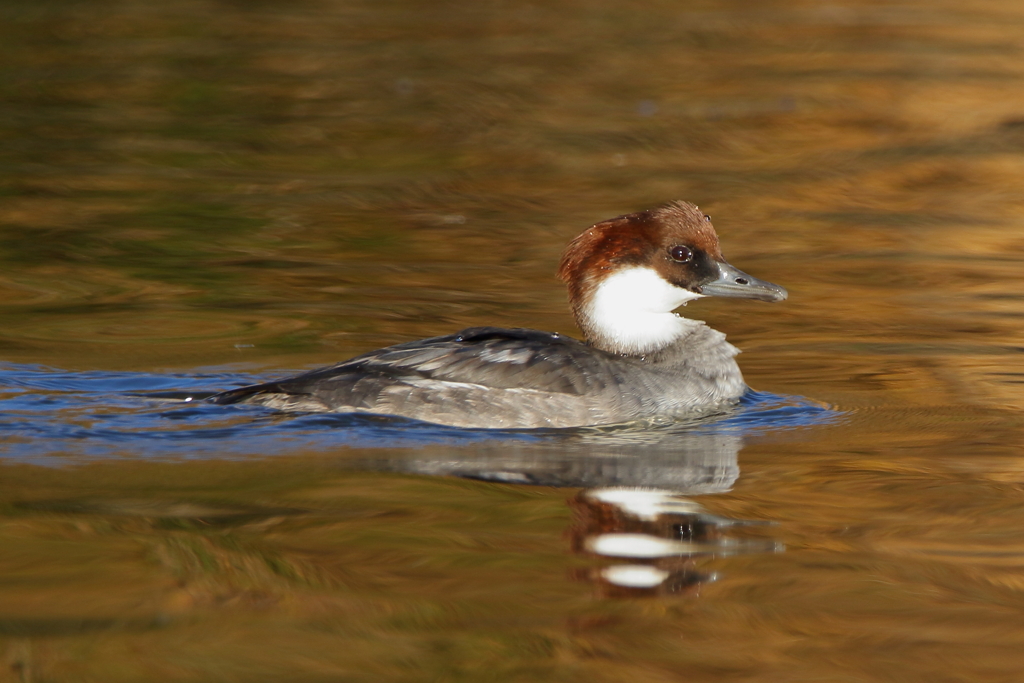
[571,487,781,598]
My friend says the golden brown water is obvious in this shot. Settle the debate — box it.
[1,0,1024,679]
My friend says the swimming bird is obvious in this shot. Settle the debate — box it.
[211,201,787,428]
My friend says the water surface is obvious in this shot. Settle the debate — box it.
[2,0,1024,680]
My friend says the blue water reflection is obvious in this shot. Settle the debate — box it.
[0,363,839,468]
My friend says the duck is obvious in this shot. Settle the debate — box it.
[210,201,787,428]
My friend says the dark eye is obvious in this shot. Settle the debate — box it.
[669,245,693,262]
[704,214,711,222]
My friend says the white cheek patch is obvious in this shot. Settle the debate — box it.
[585,267,703,354]
[593,267,703,312]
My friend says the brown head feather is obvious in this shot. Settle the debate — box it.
[557,201,724,332]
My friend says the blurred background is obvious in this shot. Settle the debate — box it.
[1,0,1024,680]
[3,0,1022,407]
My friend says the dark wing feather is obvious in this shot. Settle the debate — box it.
[210,327,620,409]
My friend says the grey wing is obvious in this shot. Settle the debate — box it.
[209,327,630,428]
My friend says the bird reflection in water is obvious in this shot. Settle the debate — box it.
[361,423,785,598]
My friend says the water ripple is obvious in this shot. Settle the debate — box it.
[0,363,839,465]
